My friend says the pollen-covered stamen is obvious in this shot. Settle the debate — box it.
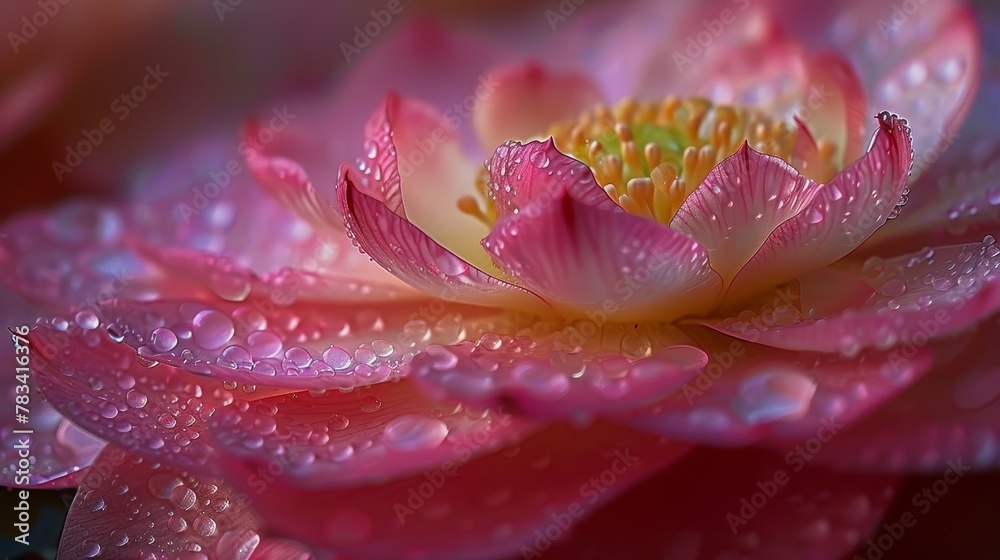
[547,96,838,225]
[457,169,499,227]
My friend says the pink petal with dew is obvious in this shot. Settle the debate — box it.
[58,444,313,560]
[234,421,690,560]
[338,166,548,312]
[542,447,899,560]
[621,330,933,446]
[485,139,621,218]
[346,93,499,272]
[863,7,1000,251]
[811,316,1000,472]
[670,144,821,285]
[706,238,1000,355]
[212,379,541,489]
[472,61,604,149]
[87,292,509,390]
[135,243,424,305]
[412,337,708,420]
[723,112,913,305]
[32,325,238,475]
[1,290,104,488]
[484,141,722,321]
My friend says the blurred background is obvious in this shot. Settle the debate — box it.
[2,1,999,558]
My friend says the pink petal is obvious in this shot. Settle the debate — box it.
[706,239,1000,354]
[670,143,822,285]
[1,289,104,488]
[542,447,900,560]
[83,284,544,390]
[811,316,1000,472]
[58,445,273,560]
[338,165,548,311]
[622,331,933,446]
[345,93,501,273]
[723,112,913,304]
[797,52,868,171]
[472,62,604,150]
[412,338,708,419]
[486,139,622,219]
[212,379,541,489]
[233,421,690,559]
[32,325,232,475]
[769,0,980,177]
[135,243,423,305]
[483,142,722,320]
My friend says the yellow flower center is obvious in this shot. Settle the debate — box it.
[459,96,839,227]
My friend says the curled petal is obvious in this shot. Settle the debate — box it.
[486,139,622,219]
[724,112,913,304]
[338,165,547,311]
[671,143,821,286]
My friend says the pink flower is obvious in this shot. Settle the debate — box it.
[3,0,997,558]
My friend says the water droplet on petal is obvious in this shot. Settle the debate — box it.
[192,310,235,350]
[731,369,817,425]
[382,415,449,450]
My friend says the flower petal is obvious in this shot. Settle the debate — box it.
[58,445,275,560]
[768,0,979,179]
[89,293,507,390]
[670,143,821,286]
[1,290,103,488]
[706,239,1000,354]
[212,380,541,489]
[484,142,722,320]
[811,316,1000,472]
[622,331,933,446]
[543,447,899,560]
[472,62,604,150]
[338,165,547,311]
[233,421,690,559]
[723,112,913,304]
[412,335,708,420]
[32,325,232,474]
[486,139,622,218]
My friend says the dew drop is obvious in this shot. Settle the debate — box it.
[382,415,449,450]
[192,310,235,350]
[150,327,178,353]
[360,396,382,413]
